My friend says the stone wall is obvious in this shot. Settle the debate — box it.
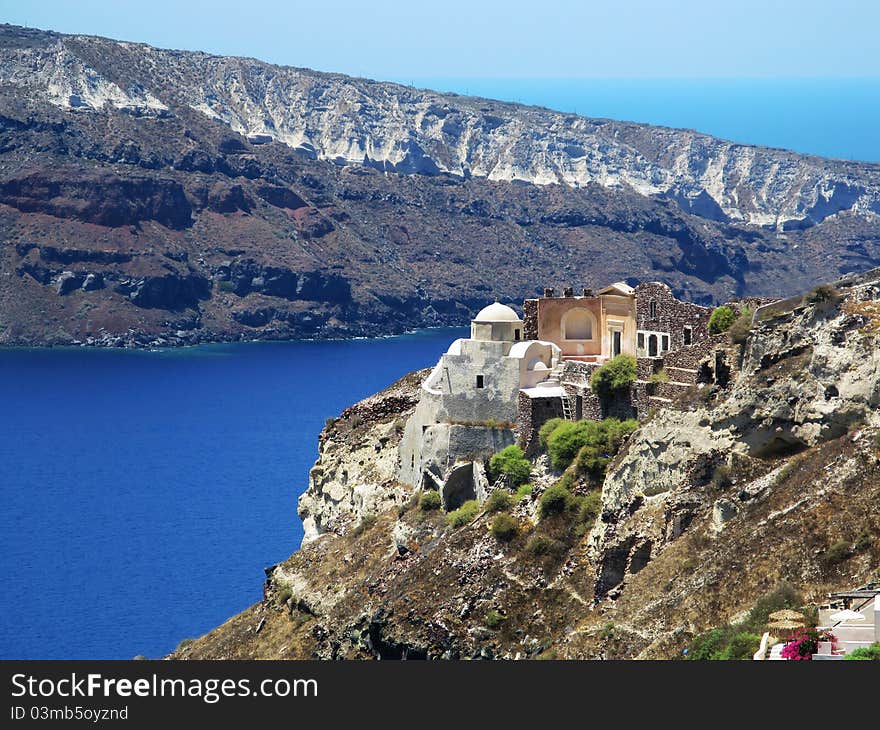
[660,334,725,371]
[634,282,711,352]
[518,391,564,455]
[523,298,538,340]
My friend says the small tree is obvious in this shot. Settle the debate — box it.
[489,445,532,486]
[590,355,637,400]
[708,306,736,334]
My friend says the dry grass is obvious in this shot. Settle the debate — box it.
[843,299,880,335]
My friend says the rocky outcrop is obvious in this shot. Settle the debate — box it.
[296,370,425,544]
[6,26,879,228]
[114,273,211,309]
[0,172,193,229]
[170,275,880,660]
[589,269,880,600]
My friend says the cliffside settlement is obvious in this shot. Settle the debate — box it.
[398,281,741,509]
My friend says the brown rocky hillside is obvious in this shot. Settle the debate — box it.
[171,273,880,659]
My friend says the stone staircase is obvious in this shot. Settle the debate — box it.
[664,365,699,385]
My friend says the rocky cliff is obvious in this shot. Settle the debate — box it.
[171,272,880,659]
[2,24,880,347]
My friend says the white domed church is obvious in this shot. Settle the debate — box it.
[397,301,562,507]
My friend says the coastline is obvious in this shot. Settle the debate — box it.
[0,322,472,352]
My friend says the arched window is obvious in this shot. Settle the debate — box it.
[562,309,594,340]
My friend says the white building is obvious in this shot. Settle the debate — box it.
[398,302,561,508]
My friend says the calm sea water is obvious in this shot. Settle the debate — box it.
[0,330,465,659]
[401,78,880,163]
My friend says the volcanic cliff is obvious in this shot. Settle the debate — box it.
[2,24,880,347]
[171,271,880,660]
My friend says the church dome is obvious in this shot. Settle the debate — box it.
[473,302,521,322]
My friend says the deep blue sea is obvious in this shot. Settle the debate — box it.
[400,78,880,163]
[0,330,466,659]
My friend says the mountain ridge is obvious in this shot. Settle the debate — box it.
[1,23,879,347]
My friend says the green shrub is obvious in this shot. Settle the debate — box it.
[854,530,873,553]
[447,500,480,528]
[418,490,441,511]
[844,643,880,660]
[514,484,533,502]
[485,490,513,513]
[539,483,574,518]
[576,491,602,526]
[823,540,851,566]
[806,284,840,305]
[874,432,880,452]
[687,584,804,658]
[590,355,637,399]
[648,369,669,384]
[546,421,590,470]
[217,280,235,292]
[718,632,762,660]
[489,445,532,486]
[739,583,802,633]
[687,627,732,660]
[728,309,753,345]
[490,513,519,541]
[546,417,638,473]
[484,610,506,629]
[538,417,565,449]
[710,464,733,490]
[708,306,736,334]
[524,534,566,556]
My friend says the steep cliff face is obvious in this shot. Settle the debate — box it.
[1,24,880,347]
[8,27,880,228]
[297,370,425,544]
[172,273,880,660]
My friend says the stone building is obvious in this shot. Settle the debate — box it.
[400,283,724,503]
[397,301,562,509]
[634,282,712,358]
[523,283,638,361]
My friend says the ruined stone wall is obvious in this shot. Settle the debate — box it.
[637,357,663,380]
[659,334,725,371]
[560,359,601,388]
[635,282,711,351]
[523,298,538,340]
[518,391,564,455]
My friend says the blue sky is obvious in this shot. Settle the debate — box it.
[1,0,878,80]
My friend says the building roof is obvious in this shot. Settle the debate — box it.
[473,301,521,322]
[597,281,635,296]
[520,384,567,399]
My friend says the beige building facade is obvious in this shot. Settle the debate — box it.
[527,283,638,363]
